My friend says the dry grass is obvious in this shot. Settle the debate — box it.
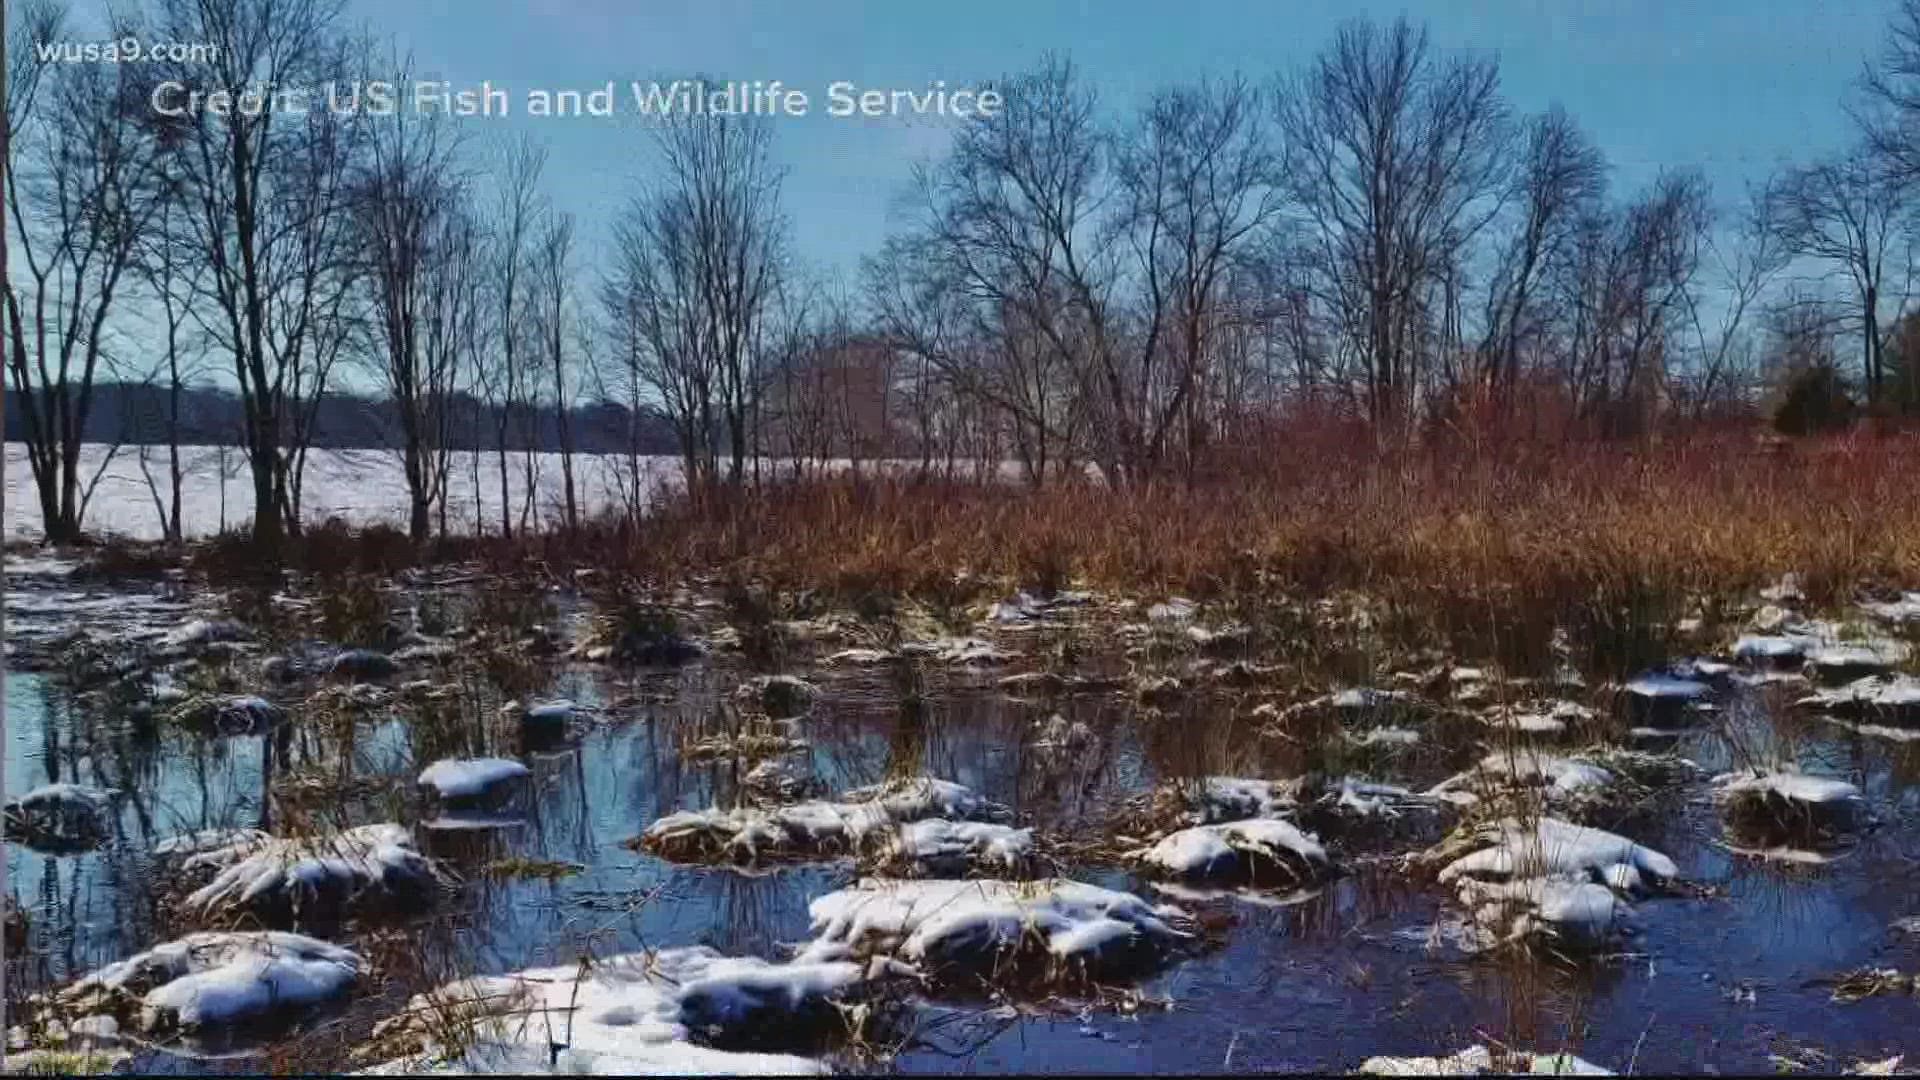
[528,431,1920,677]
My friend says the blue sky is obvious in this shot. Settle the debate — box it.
[346,1,1894,279]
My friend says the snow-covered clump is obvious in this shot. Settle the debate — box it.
[169,694,285,735]
[1428,750,1620,815]
[417,758,530,809]
[1621,672,1708,719]
[162,618,250,651]
[1147,597,1198,622]
[1358,1045,1612,1075]
[838,777,1011,822]
[869,820,1038,877]
[1133,818,1331,887]
[1452,876,1633,952]
[1315,778,1428,821]
[1862,593,1920,626]
[734,675,817,719]
[988,590,1091,625]
[798,878,1191,986]
[179,823,445,926]
[640,778,1009,865]
[1734,634,1810,666]
[1482,700,1592,739]
[3,783,115,851]
[899,637,1014,667]
[1331,687,1418,712]
[55,931,358,1036]
[742,757,824,803]
[1713,769,1867,846]
[1432,817,1677,895]
[1799,676,1920,722]
[359,947,858,1075]
[1806,643,1905,686]
[822,647,895,667]
[684,730,809,763]
[328,648,398,681]
[154,828,271,868]
[516,699,579,749]
[1137,776,1296,827]
[392,640,457,665]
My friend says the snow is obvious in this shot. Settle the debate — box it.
[1483,700,1592,737]
[799,878,1191,981]
[1347,725,1421,747]
[1135,819,1331,884]
[1862,593,1920,625]
[416,758,531,801]
[1624,674,1709,700]
[1328,778,1420,818]
[1807,644,1903,675]
[3,783,115,848]
[1455,877,1630,951]
[1734,635,1808,662]
[329,648,399,680]
[181,822,443,924]
[1436,818,1678,889]
[1147,776,1295,825]
[1330,687,1416,711]
[1798,676,1920,715]
[1714,770,1861,806]
[1147,598,1198,622]
[988,590,1090,624]
[742,757,821,802]
[1359,1045,1612,1076]
[875,819,1036,877]
[61,931,358,1033]
[899,636,1014,666]
[162,618,250,649]
[822,647,894,666]
[3,552,81,577]
[642,777,1009,864]
[171,694,284,733]
[1428,751,1619,811]
[8,445,1042,543]
[359,946,853,1075]
[155,828,271,861]
[519,698,578,731]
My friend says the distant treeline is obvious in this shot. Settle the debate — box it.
[3,383,682,455]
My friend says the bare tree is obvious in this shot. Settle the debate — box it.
[605,99,786,496]
[1114,74,1279,475]
[1558,170,1711,431]
[1479,106,1605,407]
[470,135,545,538]
[352,60,470,542]
[1768,147,1910,404]
[1677,180,1791,418]
[6,13,169,543]
[1276,16,1510,430]
[877,57,1108,485]
[152,0,359,562]
[134,179,212,543]
[534,212,580,529]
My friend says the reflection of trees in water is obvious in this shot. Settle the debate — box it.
[691,867,814,958]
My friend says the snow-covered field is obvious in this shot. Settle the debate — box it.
[4,443,682,542]
[4,443,1016,542]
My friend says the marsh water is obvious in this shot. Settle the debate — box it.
[5,559,1919,1074]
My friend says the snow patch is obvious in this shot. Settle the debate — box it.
[799,878,1191,985]
[57,931,358,1035]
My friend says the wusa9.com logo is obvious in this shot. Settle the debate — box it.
[38,36,219,63]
